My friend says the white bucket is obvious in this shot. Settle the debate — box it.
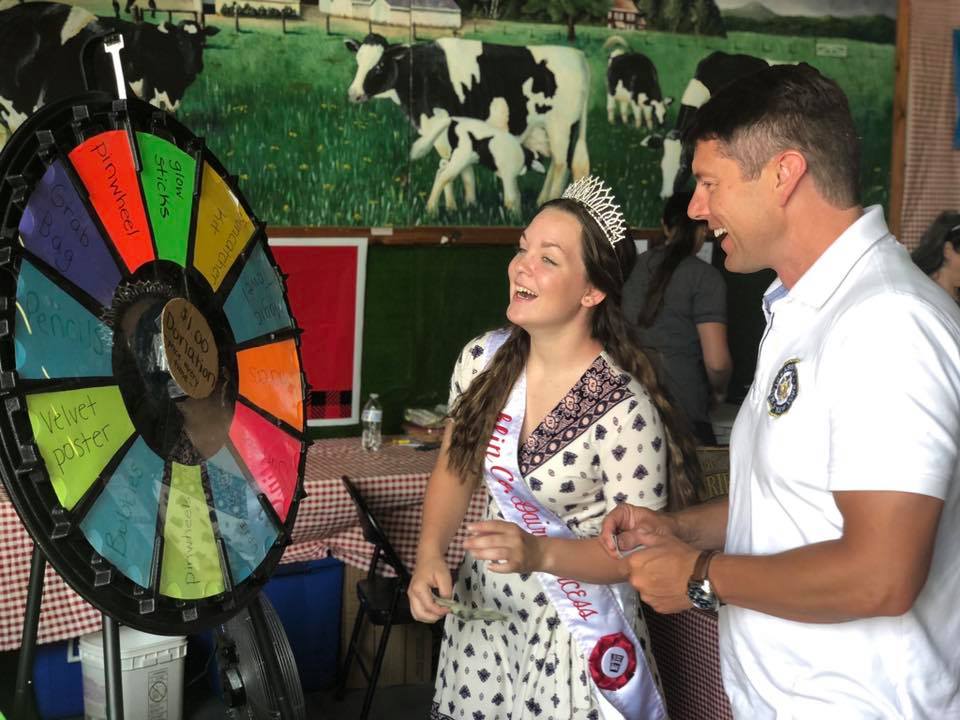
[79,627,187,720]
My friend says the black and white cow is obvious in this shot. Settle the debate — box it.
[99,13,218,112]
[344,33,590,209]
[411,116,546,216]
[0,2,217,145]
[659,51,771,198]
[606,47,672,130]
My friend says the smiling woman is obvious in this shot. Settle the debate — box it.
[407,176,702,720]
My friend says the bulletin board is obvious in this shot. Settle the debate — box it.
[269,237,367,426]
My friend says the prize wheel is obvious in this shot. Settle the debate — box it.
[0,92,308,634]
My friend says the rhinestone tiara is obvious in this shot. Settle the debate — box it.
[561,175,627,248]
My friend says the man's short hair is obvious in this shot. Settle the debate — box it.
[684,63,860,208]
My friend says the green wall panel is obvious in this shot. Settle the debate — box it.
[312,244,514,438]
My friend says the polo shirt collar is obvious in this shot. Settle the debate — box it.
[784,205,890,311]
[762,280,788,321]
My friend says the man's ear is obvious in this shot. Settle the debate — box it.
[772,150,806,206]
[582,287,606,308]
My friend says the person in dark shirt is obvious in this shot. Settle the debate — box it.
[911,211,960,303]
[622,191,732,444]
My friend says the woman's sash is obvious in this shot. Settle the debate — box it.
[478,330,666,720]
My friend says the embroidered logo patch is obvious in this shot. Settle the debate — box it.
[768,359,800,417]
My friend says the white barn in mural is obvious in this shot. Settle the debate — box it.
[321,0,461,28]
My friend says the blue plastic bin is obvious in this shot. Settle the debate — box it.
[262,557,344,692]
[32,638,84,719]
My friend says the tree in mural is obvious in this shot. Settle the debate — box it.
[638,0,726,36]
[523,0,613,42]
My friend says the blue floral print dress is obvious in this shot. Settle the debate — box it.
[430,332,669,720]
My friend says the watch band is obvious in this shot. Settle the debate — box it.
[692,549,719,582]
[704,550,723,605]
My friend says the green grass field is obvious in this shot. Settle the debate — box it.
[116,11,895,227]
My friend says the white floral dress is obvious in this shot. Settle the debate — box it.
[430,332,668,720]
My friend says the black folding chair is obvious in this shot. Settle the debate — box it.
[336,475,416,720]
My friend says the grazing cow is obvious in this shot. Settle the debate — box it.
[0,2,217,145]
[344,33,590,208]
[659,51,771,198]
[605,40,672,131]
[411,116,546,216]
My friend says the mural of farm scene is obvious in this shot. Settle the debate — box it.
[0,0,897,228]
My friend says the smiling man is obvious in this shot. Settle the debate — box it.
[600,63,960,717]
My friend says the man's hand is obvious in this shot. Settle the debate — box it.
[623,530,701,614]
[599,503,681,559]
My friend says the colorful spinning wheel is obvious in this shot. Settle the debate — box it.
[0,93,307,633]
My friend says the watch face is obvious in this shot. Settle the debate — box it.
[687,579,719,611]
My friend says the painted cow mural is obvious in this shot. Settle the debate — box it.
[344,33,590,212]
[411,116,547,216]
[605,37,672,131]
[659,51,771,198]
[0,1,217,146]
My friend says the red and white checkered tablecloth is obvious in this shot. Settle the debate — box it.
[284,437,487,573]
[646,606,733,720]
[0,484,110,652]
[0,438,486,651]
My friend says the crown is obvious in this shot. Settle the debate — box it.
[561,175,627,249]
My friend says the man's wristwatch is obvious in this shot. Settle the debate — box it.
[687,549,721,611]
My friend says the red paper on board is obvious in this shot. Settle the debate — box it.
[269,244,360,422]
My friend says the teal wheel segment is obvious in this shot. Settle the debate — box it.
[206,446,280,583]
[15,259,113,380]
[222,244,294,343]
[79,436,165,588]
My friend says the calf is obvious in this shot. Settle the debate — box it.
[606,48,672,131]
[411,116,546,216]
[345,33,590,209]
[0,2,217,145]
[659,51,771,198]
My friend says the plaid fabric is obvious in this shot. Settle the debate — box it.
[308,389,354,420]
[0,438,485,650]
[645,605,733,720]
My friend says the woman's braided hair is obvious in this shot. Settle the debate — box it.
[447,198,701,511]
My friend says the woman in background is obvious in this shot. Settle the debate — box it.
[911,211,960,303]
[410,177,700,720]
[622,192,732,445]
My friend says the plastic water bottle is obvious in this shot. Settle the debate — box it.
[361,393,383,452]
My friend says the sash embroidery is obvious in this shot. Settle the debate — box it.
[477,330,665,720]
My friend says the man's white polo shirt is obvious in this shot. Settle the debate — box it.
[721,206,960,718]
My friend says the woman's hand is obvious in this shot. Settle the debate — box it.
[408,554,453,623]
[599,503,681,560]
[462,520,544,574]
